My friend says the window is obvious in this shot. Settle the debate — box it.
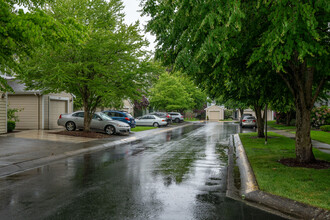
[92,114,101,120]
[115,112,123,117]
[73,112,84,118]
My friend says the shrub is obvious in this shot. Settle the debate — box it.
[7,121,15,132]
[311,106,330,128]
[320,125,330,132]
[289,119,296,126]
[7,107,22,122]
[224,110,233,119]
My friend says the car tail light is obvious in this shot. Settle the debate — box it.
[162,120,165,121]
[166,115,170,118]
[181,115,183,118]
[253,120,256,122]
[59,114,62,119]
[125,117,130,121]
[242,120,246,122]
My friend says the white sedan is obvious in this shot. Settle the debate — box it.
[135,115,168,127]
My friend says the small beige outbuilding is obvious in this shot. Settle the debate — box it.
[7,80,73,130]
[205,105,225,121]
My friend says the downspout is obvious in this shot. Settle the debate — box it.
[41,95,44,129]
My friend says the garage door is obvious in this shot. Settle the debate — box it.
[209,111,220,121]
[8,95,39,129]
[49,100,67,129]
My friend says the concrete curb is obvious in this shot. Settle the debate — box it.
[233,134,330,220]
[0,123,196,178]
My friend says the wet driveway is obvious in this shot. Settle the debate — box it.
[0,123,284,219]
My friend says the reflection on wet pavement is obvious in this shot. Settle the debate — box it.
[0,122,285,220]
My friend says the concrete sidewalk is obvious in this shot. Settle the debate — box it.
[0,122,197,178]
[268,128,330,154]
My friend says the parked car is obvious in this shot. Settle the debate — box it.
[135,115,168,127]
[240,113,253,126]
[169,112,184,123]
[58,111,131,135]
[241,116,257,128]
[102,110,136,128]
[149,112,172,125]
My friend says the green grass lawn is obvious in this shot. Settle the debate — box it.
[239,132,330,210]
[219,118,233,121]
[268,120,330,144]
[184,118,200,121]
[267,120,296,131]
[131,126,157,132]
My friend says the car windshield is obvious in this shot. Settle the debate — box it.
[98,112,113,121]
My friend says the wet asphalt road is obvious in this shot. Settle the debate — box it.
[0,123,284,220]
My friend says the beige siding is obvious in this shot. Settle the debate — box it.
[43,93,72,129]
[0,93,7,134]
[206,105,225,121]
[238,109,274,121]
[209,111,220,121]
[8,95,39,129]
[49,100,67,129]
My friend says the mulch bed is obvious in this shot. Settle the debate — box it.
[49,130,111,139]
[279,158,330,169]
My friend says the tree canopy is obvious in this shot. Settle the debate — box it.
[142,0,330,162]
[149,72,207,112]
[19,0,160,131]
[0,0,77,92]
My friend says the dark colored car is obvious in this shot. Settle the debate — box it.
[102,110,136,128]
[149,112,172,125]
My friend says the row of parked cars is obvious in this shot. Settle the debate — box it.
[57,110,184,135]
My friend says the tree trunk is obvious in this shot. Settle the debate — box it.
[286,111,291,126]
[83,104,92,132]
[254,104,265,138]
[239,108,244,124]
[295,101,315,163]
[278,54,325,163]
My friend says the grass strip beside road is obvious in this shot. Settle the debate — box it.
[239,132,330,210]
[268,120,330,144]
[131,126,157,132]
[310,130,330,145]
[184,118,200,121]
[267,120,296,131]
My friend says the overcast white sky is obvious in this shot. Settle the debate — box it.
[121,0,156,52]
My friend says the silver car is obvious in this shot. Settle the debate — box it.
[135,115,168,127]
[169,112,184,123]
[57,111,130,135]
[241,116,257,128]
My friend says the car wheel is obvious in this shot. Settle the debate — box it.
[65,121,76,131]
[153,122,159,127]
[105,125,115,135]
[175,118,180,123]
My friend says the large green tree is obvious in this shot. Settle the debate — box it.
[142,0,329,163]
[0,0,76,92]
[150,72,207,112]
[19,0,158,131]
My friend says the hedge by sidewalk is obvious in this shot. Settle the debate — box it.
[239,132,330,211]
